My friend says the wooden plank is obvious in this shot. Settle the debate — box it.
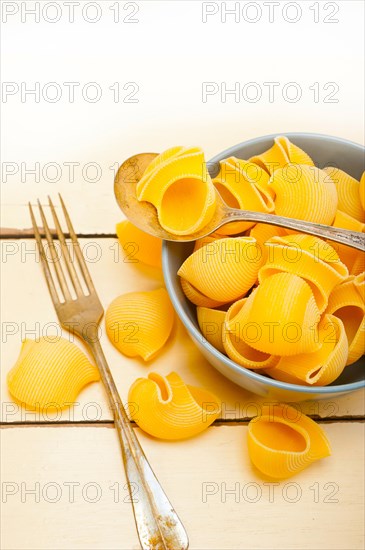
[1,422,364,550]
[1,239,364,424]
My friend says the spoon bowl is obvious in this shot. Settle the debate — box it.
[114,152,365,251]
[114,152,229,241]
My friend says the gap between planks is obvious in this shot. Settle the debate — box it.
[0,229,117,239]
[1,416,364,429]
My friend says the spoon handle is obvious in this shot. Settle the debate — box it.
[222,209,365,251]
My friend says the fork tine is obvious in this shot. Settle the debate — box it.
[37,199,72,302]
[29,202,61,306]
[47,196,84,297]
[58,194,95,292]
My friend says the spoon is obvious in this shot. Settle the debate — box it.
[114,153,365,251]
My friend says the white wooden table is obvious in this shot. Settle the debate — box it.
[1,2,364,548]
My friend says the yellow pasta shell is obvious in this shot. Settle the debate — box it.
[249,138,289,175]
[223,299,279,369]
[128,371,221,440]
[360,171,365,210]
[332,242,365,276]
[7,337,100,410]
[180,279,226,308]
[332,210,365,232]
[326,275,365,365]
[116,220,162,268]
[323,167,364,222]
[136,146,216,235]
[266,314,348,386]
[197,307,226,354]
[105,288,174,361]
[247,404,331,479]
[213,157,275,235]
[249,136,314,176]
[269,164,338,225]
[227,273,320,356]
[178,237,263,304]
[260,234,348,313]
[193,232,225,252]
[228,157,275,198]
[141,146,185,177]
[330,212,365,275]
[249,223,287,265]
[275,136,314,167]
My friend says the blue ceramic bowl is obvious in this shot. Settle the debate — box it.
[162,133,365,400]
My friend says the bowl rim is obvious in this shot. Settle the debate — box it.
[162,132,365,395]
[208,132,365,164]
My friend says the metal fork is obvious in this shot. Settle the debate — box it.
[29,195,189,550]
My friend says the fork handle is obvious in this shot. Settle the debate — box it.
[88,338,189,550]
[222,209,365,251]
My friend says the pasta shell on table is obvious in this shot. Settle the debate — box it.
[266,314,348,386]
[269,164,338,225]
[360,171,365,210]
[197,307,226,354]
[247,404,331,479]
[326,274,365,365]
[105,288,174,361]
[223,299,279,370]
[259,234,348,313]
[323,167,364,222]
[116,220,162,268]
[7,336,100,410]
[136,146,217,236]
[128,371,221,440]
[212,157,275,235]
[178,237,263,305]
[226,272,321,356]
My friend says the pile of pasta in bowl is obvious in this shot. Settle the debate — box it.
[150,137,365,387]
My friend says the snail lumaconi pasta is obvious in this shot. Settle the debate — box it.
[259,234,348,313]
[212,157,275,235]
[326,274,365,365]
[136,146,217,235]
[178,237,263,305]
[331,210,365,276]
[105,288,174,361]
[265,314,348,386]
[193,232,225,252]
[7,337,100,410]
[180,278,226,308]
[116,220,162,268]
[249,135,314,175]
[249,223,287,264]
[323,167,365,222]
[223,299,279,370]
[247,404,331,479]
[128,371,221,440]
[269,164,338,225]
[226,272,321,356]
[360,171,365,210]
[197,306,226,354]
